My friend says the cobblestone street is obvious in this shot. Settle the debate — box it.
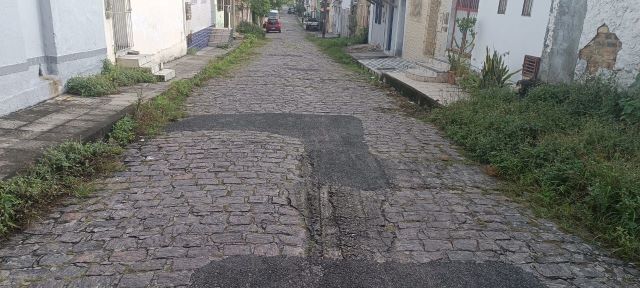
[1,14,639,287]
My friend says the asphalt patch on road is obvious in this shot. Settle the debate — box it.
[189,256,543,288]
[167,113,389,190]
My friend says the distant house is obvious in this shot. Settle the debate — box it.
[0,0,108,116]
[368,0,406,56]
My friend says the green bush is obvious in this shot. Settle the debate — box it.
[66,60,155,97]
[65,75,117,97]
[109,116,136,146]
[0,142,122,234]
[102,59,156,87]
[237,21,265,38]
[478,48,520,88]
[430,80,640,260]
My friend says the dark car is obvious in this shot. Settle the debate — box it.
[265,18,282,33]
[305,18,320,31]
[287,7,295,14]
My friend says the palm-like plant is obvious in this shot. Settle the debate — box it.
[479,48,521,88]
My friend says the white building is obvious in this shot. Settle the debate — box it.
[368,0,406,56]
[0,0,108,116]
[472,0,552,81]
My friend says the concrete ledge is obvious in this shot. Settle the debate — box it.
[382,72,442,108]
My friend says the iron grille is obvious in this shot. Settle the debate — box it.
[112,0,133,53]
[456,0,479,12]
[522,0,533,16]
[522,55,541,79]
[497,0,507,14]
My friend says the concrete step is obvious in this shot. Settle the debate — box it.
[116,54,154,69]
[405,68,447,83]
[415,57,450,73]
[211,28,232,35]
[153,69,175,82]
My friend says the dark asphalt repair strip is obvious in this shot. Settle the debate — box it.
[166,113,390,190]
[189,256,544,288]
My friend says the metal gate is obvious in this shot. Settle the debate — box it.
[110,0,134,53]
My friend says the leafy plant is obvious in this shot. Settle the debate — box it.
[66,75,117,97]
[237,21,266,38]
[429,79,640,260]
[108,116,136,146]
[479,48,520,88]
[448,17,476,77]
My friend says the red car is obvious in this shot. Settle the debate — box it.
[264,18,282,33]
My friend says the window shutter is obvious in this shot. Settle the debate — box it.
[522,55,541,79]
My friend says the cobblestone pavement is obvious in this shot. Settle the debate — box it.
[1,14,639,288]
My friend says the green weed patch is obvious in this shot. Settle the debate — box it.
[429,80,640,260]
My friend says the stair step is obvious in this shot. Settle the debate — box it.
[153,69,175,82]
[405,68,447,83]
[116,54,154,68]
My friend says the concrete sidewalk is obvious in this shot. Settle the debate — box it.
[0,44,240,180]
[347,47,467,107]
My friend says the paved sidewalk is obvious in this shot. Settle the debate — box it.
[348,48,467,106]
[0,45,238,180]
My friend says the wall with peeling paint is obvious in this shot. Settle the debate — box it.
[575,0,640,86]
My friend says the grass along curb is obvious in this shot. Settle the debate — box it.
[0,35,265,237]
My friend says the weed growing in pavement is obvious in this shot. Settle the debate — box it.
[0,36,264,238]
[429,78,640,261]
[66,60,156,97]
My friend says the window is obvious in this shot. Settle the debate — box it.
[497,0,507,14]
[522,0,533,16]
[217,0,224,11]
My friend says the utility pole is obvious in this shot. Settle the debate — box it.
[322,0,327,38]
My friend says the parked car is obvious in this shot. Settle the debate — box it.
[287,7,295,14]
[305,18,320,31]
[265,18,282,33]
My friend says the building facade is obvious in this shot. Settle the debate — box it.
[368,0,406,56]
[0,0,107,116]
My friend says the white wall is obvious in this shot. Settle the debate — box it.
[130,0,188,63]
[0,0,107,116]
[472,0,552,81]
[576,0,640,86]
[190,0,213,32]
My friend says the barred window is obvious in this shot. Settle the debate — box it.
[497,0,507,14]
[522,0,533,16]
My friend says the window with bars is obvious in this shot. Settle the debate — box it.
[497,0,507,14]
[522,0,533,16]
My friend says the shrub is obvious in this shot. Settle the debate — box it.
[102,59,156,87]
[429,79,640,260]
[65,75,117,97]
[108,116,136,146]
[0,142,122,234]
[237,21,265,38]
[478,48,520,88]
[66,60,155,97]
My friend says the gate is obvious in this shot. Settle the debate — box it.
[110,0,134,53]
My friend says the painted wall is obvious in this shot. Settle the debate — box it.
[472,0,552,81]
[575,0,640,86]
[190,0,214,32]
[402,0,453,62]
[0,0,107,116]
[130,0,188,63]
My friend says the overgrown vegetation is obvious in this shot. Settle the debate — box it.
[307,34,368,73]
[429,77,640,260]
[477,48,520,88]
[237,21,266,38]
[66,59,156,97]
[0,36,264,237]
